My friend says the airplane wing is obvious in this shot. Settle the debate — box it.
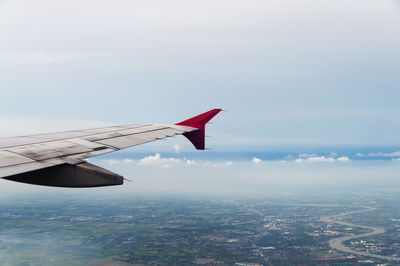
[0,109,221,188]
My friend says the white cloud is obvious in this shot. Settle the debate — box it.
[138,153,181,166]
[104,154,352,167]
[337,156,349,162]
[101,154,233,168]
[0,51,111,64]
[138,153,162,165]
[186,159,196,166]
[103,154,184,168]
[294,152,351,163]
[295,156,336,163]
[307,156,335,162]
[253,157,262,164]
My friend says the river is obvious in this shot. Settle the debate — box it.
[321,207,400,262]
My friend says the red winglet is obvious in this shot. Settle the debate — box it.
[175,109,222,150]
[175,108,222,129]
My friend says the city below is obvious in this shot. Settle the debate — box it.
[0,190,400,265]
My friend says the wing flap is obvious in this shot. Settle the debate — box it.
[8,141,94,161]
[0,151,34,167]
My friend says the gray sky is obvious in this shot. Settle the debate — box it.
[0,1,400,196]
[1,0,400,147]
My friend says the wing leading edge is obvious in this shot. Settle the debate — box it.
[0,109,222,187]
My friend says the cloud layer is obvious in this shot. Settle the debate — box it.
[102,153,234,169]
[295,156,349,163]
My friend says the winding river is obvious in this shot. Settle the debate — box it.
[321,207,400,262]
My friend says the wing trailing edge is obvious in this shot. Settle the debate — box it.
[175,108,221,150]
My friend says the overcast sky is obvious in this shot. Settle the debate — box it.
[0,1,400,196]
[1,0,400,147]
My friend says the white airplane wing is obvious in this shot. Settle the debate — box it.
[0,109,221,187]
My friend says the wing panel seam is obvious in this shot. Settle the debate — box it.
[0,124,152,149]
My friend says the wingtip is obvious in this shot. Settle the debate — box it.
[176,109,222,150]
[175,108,222,129]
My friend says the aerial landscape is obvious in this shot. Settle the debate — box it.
[1,189,400,265]
[1,0,400,265]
